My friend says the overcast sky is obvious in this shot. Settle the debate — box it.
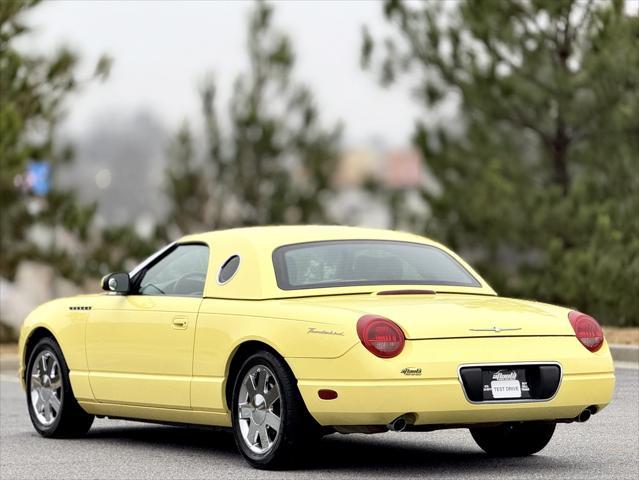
[22,0,423,146]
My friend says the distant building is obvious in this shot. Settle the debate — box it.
[330,145,428,228]
[333,148,380,188]
[384,149,423,188]
[333,146,425,189]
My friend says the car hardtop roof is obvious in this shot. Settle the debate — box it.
[176,225,493,299]
[178,225,440,251]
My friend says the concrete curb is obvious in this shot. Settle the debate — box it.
[609,344,639,364]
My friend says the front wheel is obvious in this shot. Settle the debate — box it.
[470,422,556,456]
[231,351,313,469]
[26,337,94,438]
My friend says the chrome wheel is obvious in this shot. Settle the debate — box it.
[30,350,62,426]
[237,365,282,454]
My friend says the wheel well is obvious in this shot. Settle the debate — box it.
[224,341,283,410]
[23,327,55,382]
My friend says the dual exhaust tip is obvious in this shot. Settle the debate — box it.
[576,406,597,423]
[387,413,416,432]
[387,407,597,431]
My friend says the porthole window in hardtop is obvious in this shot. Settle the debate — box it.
[218,255,241,284]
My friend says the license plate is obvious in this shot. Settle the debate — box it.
[490,379,522,399]
[462,366,538,402]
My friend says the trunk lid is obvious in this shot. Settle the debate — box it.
[294,293,574,339]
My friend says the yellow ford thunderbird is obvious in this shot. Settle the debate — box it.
[18,226,615,469]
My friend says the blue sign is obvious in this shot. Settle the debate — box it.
[26,161,50,196]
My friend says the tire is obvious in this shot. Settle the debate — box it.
[470,422,556,456]
[231,350,315,469]
[26,337,94,438]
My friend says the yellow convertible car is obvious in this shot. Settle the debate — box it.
[18,226,615,469]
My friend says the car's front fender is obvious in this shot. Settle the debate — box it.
[18,296,96,389]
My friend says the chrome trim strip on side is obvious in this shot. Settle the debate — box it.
[457,361,563,405]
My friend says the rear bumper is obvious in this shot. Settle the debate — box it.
[288,336,615,426]
[296,371,614,426]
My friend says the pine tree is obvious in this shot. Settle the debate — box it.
[0,0,112,282]
[165,1,341,235]
[363,0,639,325]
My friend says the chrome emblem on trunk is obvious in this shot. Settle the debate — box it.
[469,326,522,333]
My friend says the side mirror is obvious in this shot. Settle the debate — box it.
[101,272,131,294]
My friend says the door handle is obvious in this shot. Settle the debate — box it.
[172,316,188,329]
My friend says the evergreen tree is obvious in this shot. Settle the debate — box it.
[363,0,639,325]
[0,0,111,281]
[165,1,341,234]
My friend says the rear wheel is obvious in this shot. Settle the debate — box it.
[470,422,556,456]
[26,337,94,438]
[231,351,313,469]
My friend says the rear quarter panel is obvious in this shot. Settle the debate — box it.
[190,298,358,412]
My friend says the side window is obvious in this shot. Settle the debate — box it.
[138,244,209,297]
[218,255,240,284]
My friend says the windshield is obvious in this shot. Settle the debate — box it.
[273,240,480,290]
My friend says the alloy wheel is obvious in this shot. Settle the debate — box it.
[30,350,63,426]
[237,365,282,454]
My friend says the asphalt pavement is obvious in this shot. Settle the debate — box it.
[1,367,637,480]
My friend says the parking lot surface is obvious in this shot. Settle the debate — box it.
[1,367,637,479]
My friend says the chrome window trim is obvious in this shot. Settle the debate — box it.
[457,361,563,405]
[129,242,176,278]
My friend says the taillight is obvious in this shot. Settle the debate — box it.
[357,315,405,358]
[568,311,604,352]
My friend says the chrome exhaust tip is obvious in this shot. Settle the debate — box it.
[387,414,416,432]
[387,418,407,432]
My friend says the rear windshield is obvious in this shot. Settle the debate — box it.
[272,240,480,290]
